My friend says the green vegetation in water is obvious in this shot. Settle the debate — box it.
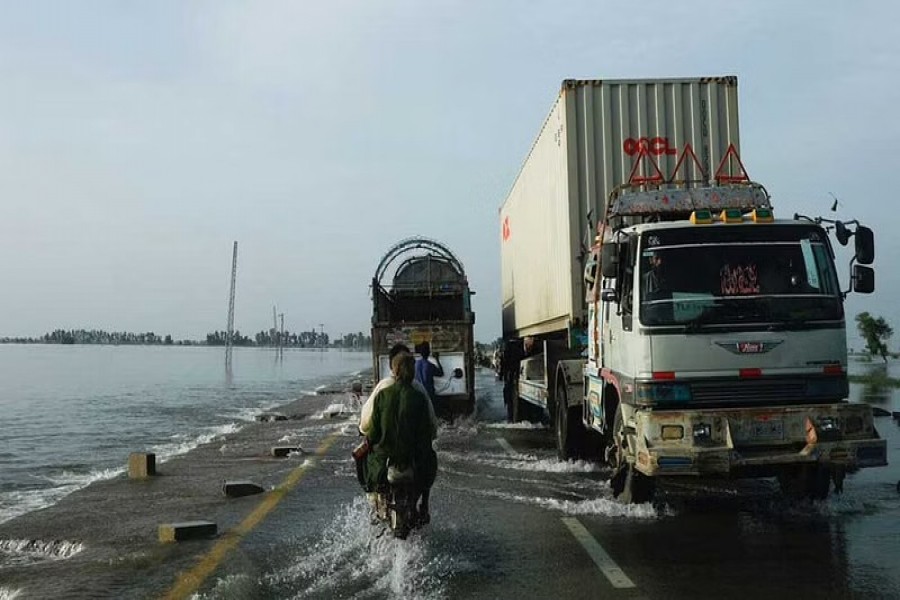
[855,312,894,363]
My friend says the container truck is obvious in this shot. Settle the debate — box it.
[371,237,475,417]
[500,76,887,503]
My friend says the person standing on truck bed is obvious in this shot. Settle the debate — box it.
[500,336,534,422]
[414,342,444,403]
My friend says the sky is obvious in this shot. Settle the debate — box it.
[0,1,898,346]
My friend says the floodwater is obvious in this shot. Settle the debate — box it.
[1,350,899,599]
[0,345,371,525]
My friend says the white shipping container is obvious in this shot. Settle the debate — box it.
[501,76,742,339]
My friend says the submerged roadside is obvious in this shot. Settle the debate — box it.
[0,374,367,600]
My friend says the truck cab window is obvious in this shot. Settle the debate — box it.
[637,225,843,328]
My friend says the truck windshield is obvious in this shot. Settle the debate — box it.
[638,224,842,328]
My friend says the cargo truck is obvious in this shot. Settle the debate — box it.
[500,76,887,503]
[372,237,475,417]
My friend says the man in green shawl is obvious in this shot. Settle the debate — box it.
[363,352,438,522]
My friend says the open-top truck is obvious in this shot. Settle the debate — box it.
[371,237,475,417]
[500,76,887,502]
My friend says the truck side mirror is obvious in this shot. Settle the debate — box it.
[835,221,851,246]
[855,226,874,265]
[852,265,874,294]
[601,244,618,278]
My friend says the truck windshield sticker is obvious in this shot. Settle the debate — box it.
[671,293,712,321]
[799,239,821,289]
[720,264,760,295]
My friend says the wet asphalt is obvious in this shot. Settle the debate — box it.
[2,369,899,599]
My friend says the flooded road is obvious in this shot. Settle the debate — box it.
[2,367,899,599]
[196,369,900,600]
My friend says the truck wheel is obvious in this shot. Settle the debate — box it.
[809,466,831,500]
[610,405,655,504]
[504,380,521,423]
[619,464,656,504]
[777,465,830,501]
[556,380,583,460]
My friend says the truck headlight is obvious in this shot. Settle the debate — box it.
[692,423,712,441]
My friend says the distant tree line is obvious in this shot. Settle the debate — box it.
[205,330,253,346]
[0,329,184,345]
[0,327,372,349]
[251,330,372,349]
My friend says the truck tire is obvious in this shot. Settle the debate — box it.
[778,465,830,501]
[609,405,655,504]
[555,380,584,461]
[512,393,525,423]
[504,379,521,423]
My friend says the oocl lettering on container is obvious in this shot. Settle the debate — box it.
[623,137,677,156]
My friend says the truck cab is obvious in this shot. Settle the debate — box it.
[583,183,886,502]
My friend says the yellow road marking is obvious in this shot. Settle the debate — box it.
[161,432,342,600]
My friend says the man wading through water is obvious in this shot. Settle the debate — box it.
[357,347,438,523]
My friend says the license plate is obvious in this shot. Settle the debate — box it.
[751,420,784,440]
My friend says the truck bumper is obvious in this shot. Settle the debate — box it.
[631,404,888,478]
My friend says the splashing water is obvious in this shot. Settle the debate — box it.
[0,538,84,568]
[264,498,456,600]
[480,422,547,431]
[449,485,663,519]
[440,450,601,473]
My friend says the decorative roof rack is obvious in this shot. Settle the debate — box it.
[606,143,770,218]
[608,180,771,218]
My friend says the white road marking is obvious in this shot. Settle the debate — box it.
[562,517,636,589]
[495,437,519,457]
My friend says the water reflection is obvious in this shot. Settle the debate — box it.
[854,362,893,407]
[643,484,900,599]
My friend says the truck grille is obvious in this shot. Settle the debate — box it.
[690,379,808,406]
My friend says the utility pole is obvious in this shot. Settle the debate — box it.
[272,306,278,348]
[225,241,238,372]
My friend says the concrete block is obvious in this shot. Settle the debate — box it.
[324,403,350,418]
[128,453,156,478]
[271,446,303,458]
[223,480,265,497]
[158,521,217,543]
[255,413,287,422]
